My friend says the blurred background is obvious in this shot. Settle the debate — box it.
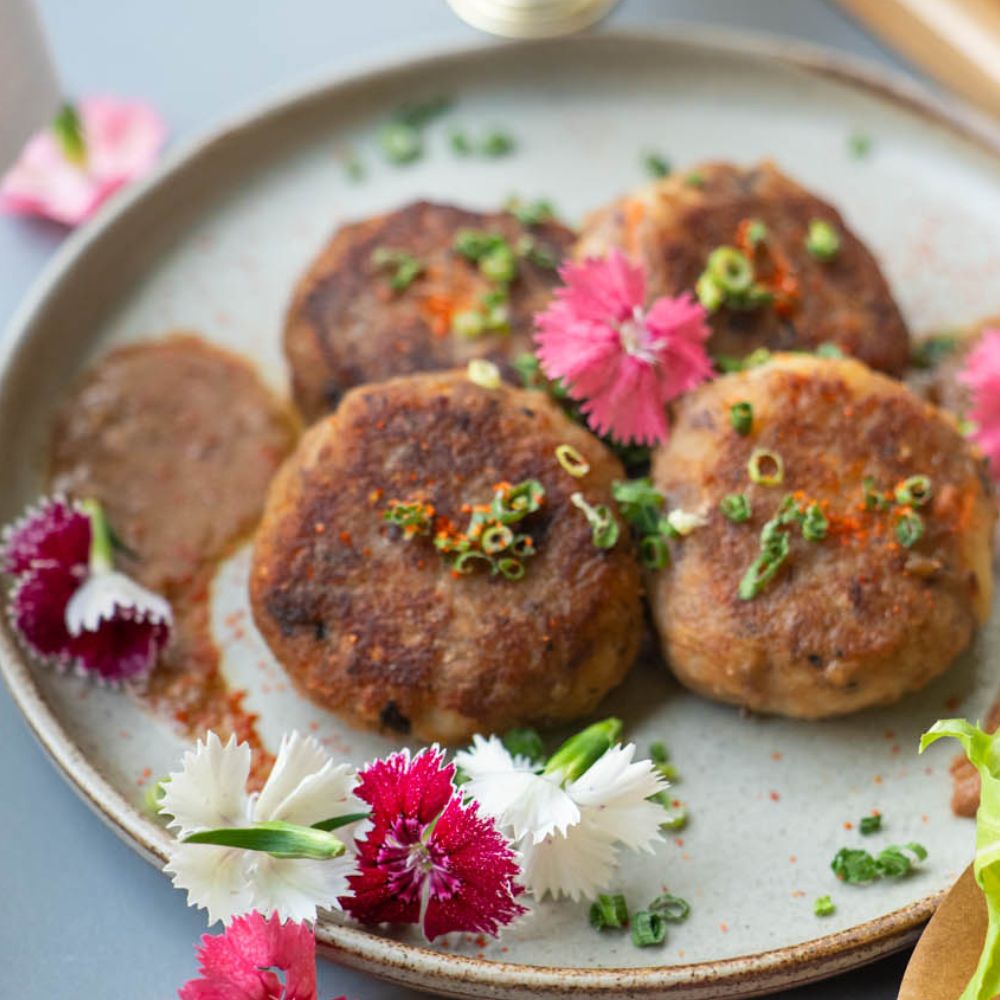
[0,2,994,998]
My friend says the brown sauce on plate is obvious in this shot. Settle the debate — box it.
[50,333,297,783]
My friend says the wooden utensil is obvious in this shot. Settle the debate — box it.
[899,865,985,1000]
[836,0,1000,119]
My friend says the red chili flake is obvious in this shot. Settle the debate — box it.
[674,837,685,847]
[873,774,883,785]
[339,530,352,545]
[771,751,783,761]
[789,855,797,864]
[720,923,729,933]
[314,522,326,534]
[843,821,854,831]
[769,791,781,802]
[945,696,961,712]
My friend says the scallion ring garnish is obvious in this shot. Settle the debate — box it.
[745,219,767,246]
[497,557,525,580]
[571,492,620,549]
[738,519,790,600]
[895,475,932,507]
[720,493,752,523]
[589,893,629,930]
[801,503,828,542]
[555,444,590,478]
[452,309,485,339]
[640,534,670,570]
[707,246,753,295]
[631,910,667,948]
[748,448,784,486]
[481,523,514,555]
[730,401,753,436]
[649,893,691,923]
[467,358,501,389]
[814,895,835,917]
[895,510,924,548]
[805,219,841,261]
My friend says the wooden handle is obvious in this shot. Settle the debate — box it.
[836,0,1000,119]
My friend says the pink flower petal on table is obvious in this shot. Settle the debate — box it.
[1,495,90,575]
[0,97,166,226]
[534,250,712,446]
[178,911,318,1000]
[959,328,1000,477]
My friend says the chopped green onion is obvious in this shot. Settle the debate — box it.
[814,895,836,917]
[589,893,629,930]
[815,342,846,359]
[571,492,620,549]
[344,154,365,183]
[371,247,424,292]
[684,171,705,187]
[515,234,558,270]
[831,843,927,883]
[862,476,890,511]
[895,475,932,507]
[848,131,873,160]
[555,444,590,478]
[739,518,790,600]
[453,229,500,260]
[631,910,667,947]
[746,219,768,246]
[720,493,752,523]
[801,503,828,542]
[859,814,882,836]
[393,95,453,128]
[707,246,753,294]
[696,272,725,313]
[505,196,556,226]
[659,801,688,831]
[377,121,422,164]
[805,219,841,261]
[666,508,708,536]
[480,244,518,284]
[481,130,516,157]
[384,500,434,535]
[748,448,784,486]
[449,128,472,156]
[895,510,924,548]
[649,741,668,764]
[481,523,515,555]
[497,557,526,580]
[502,727,545,764]
[730,401,753,435]
[642,151,671,178]
[640,534,670,570]
[452,309,485,339]
[467,358,501,389]
[649,893,691,923]
[912,333,959,370]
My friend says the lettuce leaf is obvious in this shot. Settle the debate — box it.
[921,719,1000,1000]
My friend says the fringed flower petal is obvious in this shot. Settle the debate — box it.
[959,328,1000,476]
[343,746,524,940]
[7,564,79,662]
[252,731,361,832]
[0,496,90,575]
[178,911,318,1000]
[161,732,253,837]
[534,249,712,445]
[517,819,619,902]
[166,841,256,928]
[249,854,356,926]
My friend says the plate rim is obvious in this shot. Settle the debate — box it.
[1,24,996,998]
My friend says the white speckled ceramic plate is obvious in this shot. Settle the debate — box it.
[3,28,1000,1000]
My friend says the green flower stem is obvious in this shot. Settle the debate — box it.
[544,718,622,783]
[183,819,347,861]
[80,498,114,573]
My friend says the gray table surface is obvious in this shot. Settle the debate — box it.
[0,1,939,996]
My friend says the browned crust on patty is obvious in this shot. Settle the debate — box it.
[648,353,994,718]
[284,200,574,422]
[576,161,911,374]
[250,370,643,742]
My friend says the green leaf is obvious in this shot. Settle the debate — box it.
[502,727,545,765]
[183,820,346,860]
[921,719,1000,1000]
[311,811,369,832]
